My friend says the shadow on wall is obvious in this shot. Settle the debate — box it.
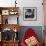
[18,26,43,44]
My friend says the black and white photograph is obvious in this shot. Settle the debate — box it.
[23,7,37,21]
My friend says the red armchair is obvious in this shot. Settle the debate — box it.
[21,28,41,46]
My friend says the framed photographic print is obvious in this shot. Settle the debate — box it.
[23,7,37,21]
[9,10,18,15]
[2,10,9,15]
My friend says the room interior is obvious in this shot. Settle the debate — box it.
[0,0,46,46]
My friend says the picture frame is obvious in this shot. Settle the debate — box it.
[9,10,18,15]
[23,7,37,21]
[2,10,9,15]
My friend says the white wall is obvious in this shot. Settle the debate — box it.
[18,0,44,26]
[0,0,44,26]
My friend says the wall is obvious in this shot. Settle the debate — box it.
[20,0,43,26]
[18,0,44,26]
[0,0,44,26]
